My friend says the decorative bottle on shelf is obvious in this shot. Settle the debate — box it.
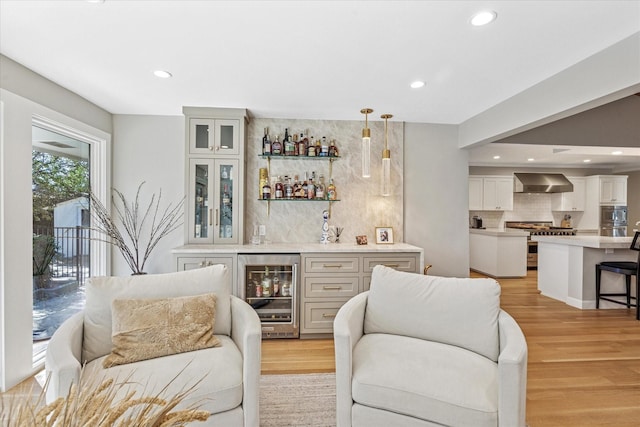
[262,127,271,155]
[261,178,272,200]
[222,184,230,206]
[293,175,302,198]
[284,128,295,156]
[272,269,280,296]
[308,137,316,156]
[329,139,339,157]
[327,178,337,201]
[301,172,308,199]
[284,176,293,199]
[316,175,326,200]
[307,172,316,200]
[320,137,329,157]
[274,176,284,199]
[259,167,269,197]
[272,135,282,155]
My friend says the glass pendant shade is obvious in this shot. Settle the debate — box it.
[381,114,393,196]
[360,108,373,178]
[381,153,391,196]
[362,135,371,178]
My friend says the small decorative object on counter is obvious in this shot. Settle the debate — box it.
[333,226,344,243]
[356,235,368,245]
[376,227,394,244]
[321,210,330,244]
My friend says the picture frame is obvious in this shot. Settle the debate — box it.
[375,227,394,244]
[355,235,368,245]
[631,231,640,252]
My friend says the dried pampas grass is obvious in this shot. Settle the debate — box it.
[1,370,210,426]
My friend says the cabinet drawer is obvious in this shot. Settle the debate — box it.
[303,302,345,332]
[304,257,359,274]
[178,256,234,271]
[304,276,359,298]
[363,255,418,273]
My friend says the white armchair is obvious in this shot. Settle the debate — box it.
[334,266,527,427]
[45,265,261,427]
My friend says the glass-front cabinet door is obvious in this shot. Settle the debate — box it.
[188,158,239,244]
[214,159,239,243]
[189,118,239,156]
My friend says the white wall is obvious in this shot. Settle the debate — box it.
[404,123,470,277]
[111,115,184,276]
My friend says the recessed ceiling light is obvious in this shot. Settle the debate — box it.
[493,155,500,160]
[153,70,172,79]
[470,10,497,26]
[611,150,623,155]
[527,158,535,162]
[583,159,592,163]
[410,81,425,89]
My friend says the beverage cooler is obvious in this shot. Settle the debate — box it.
[238,254,300,339]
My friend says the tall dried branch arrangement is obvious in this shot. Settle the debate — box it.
[89,182,184,275]
[1,371,210,426]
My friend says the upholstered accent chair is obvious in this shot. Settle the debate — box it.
[45,265,261,427]
[334,265,528,427]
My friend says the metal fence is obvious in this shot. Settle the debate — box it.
[34,226,91,285]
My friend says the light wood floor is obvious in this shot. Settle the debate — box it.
[263,270,640,426]
[4,270,640,426]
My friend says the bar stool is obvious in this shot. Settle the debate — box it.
[595,231,640,320]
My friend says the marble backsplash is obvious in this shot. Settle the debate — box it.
[245,118,404,245]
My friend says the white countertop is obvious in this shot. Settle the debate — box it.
[173,242,424,254]
[469,228,530,237]
[532,235,634,249]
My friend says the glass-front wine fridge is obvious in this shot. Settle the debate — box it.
[238,254,299,339]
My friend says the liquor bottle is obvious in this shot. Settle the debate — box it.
[293,175,302,198]
[262,179,272,200]
[284,176,293,199]
[329,139,338,157]
[262,267,272,297]
[272,135,282,155]
[321,136,329,157]
[283,128,295,156]
[308,136,316,157]
[262,127,271,155]
[293,133,299,156]
[259,167,269,198]
[300,131,309,156]
[316,138,322,156]
[275,176,284,199]
[301,172,308,199]
[307,172,316,200]
[316,174,326,200]
[327,178,337,201]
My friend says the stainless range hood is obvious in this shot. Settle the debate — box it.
[513,173,573,193]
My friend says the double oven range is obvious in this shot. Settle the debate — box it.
[505,221,577,269]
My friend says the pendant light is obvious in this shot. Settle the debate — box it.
[381,114,392,196]
[360,108,373,178]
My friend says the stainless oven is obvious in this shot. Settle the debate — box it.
[238,254,300,339]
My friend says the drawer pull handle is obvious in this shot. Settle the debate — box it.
[322,313,337,318]
[323,264,343,268]
[383,264,400,268]
[323,286,342,290]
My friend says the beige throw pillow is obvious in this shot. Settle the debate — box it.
[103,293,221,368]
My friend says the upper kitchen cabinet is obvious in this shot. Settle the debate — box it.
[183,107,248,244]
[185,107,244,156]
[599,175,627,205]
[468,177,484,210]
[551,177,586,211]
[482,176,514,211]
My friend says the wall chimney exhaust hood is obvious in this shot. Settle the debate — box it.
[513,173,573,193]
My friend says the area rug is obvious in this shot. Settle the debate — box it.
[260,372,336,427]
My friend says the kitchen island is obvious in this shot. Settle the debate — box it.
[533,235,636,309]
[469,228,529,278]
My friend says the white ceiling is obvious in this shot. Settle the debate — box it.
[1,0,639,167]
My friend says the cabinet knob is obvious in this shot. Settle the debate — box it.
[208,146,214,151]
[199,261,206,268]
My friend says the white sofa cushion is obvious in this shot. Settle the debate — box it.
[83,334,243,416]
[352,333,498,427]
[364,265,501,361]
[83,265,230,363]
